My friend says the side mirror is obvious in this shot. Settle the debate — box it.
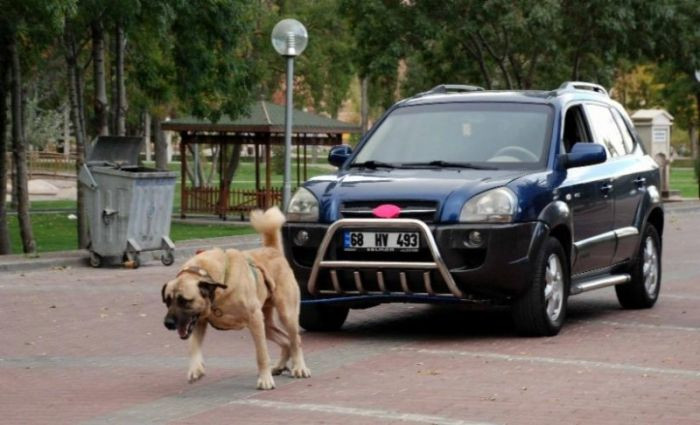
[564,143,606,168]
[328,144,353,168]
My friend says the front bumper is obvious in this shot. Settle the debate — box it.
[283,219,547,303]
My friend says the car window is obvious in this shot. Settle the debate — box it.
[585,104,628,157]
[352,102,553,169]
[611,109,636,153]
[562,105,591,153]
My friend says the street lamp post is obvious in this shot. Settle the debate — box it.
[271,19,308,211]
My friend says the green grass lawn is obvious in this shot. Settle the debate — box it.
[670,167,699,199]
[6,213,253,254]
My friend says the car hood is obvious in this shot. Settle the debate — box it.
[304,168,528,223]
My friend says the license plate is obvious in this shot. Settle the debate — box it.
[343,231,419,252]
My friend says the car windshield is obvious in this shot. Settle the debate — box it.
[352,102,553,169]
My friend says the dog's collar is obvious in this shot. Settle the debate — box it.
[177,253,230,286]
[177,266,214,280]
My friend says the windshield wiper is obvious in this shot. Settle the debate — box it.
[402,160,497,170]
[348,160,398,169]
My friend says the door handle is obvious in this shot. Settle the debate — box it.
[633,176,646,188]
[600,183,613,195]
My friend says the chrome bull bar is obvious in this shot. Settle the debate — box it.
[307,218,464,298]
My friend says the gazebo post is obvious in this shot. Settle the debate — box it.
[180,133,187,219]
[254,137,261,213]
[265,135,271,208]
[218,141,226,220]
[303,143,308,181]
[296,139,301,187]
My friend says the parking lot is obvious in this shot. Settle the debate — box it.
[1,207,699,425]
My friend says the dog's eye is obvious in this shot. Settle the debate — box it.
[177,296,192,308]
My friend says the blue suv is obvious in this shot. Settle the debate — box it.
[283,82,663,336]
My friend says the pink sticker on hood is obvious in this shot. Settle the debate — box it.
[372,204,401,218]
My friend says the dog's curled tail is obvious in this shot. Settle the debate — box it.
[250,206,286,252]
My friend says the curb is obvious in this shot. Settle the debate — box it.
[0,234,262,274]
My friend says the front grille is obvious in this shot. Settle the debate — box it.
[340,201,438,223]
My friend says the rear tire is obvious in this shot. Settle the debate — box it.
[89,251,102,268]
[123,252,141,269]
[299,304,349,332]
[615,224,661,309]
[512,237,569,336]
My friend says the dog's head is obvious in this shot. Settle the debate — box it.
[161,249,228,340]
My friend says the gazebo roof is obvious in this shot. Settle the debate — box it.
[161,100,360,134]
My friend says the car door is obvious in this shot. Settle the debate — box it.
[609,107,648,263]
[560,104,616,274]
[583,103,646,269]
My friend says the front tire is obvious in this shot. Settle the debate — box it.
[299,303,349,332]
[615,224,661,309]
[161,250,175,266]
[512,237,569,336]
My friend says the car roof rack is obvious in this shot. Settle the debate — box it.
[411,84,485,99]
[428,84,485,94]
[558,81,609,97]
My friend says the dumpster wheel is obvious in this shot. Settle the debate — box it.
[123,252,141,269]
[161,250,175,266]
[89,251,103,268]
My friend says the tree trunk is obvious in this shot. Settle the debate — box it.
[115,22,127,136]
[143,111,151,162]
[92,20,109,136]
[696,93,700,159]
[205,144,219,185]
[223,144,242,184]
[64,26,89,249]
[63,106,71,159]
[571,51,581,81]
[9,35,35,254]
[0,45,12,254]
[696,93,700,199]
[688,126,697,160]
[152,116,168,170]
[360,76,369,135]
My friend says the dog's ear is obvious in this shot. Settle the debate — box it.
[161,284,167,303]
[198,281,227,301]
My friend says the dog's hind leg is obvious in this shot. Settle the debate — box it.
[188,320,208,383]
[264,305,291,376]
[249,309,276,390]
[275,299,311,379]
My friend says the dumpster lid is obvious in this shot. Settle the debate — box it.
[87,136,144,167]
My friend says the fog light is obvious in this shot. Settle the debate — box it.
[467,230,483,247]
[294,230,310,246]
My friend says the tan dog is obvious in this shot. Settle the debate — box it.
[161,207,310,390]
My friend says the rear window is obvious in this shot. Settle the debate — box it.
[585,104,629,157]
[353,102,553,169]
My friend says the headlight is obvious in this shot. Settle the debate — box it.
[287,187,319,222]
[460,187,517,223]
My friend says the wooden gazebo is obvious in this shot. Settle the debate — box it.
[161,101,359,219]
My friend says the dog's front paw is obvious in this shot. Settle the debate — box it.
[187,364,205,383]
[256,373,276,390]
[291,366,311,379]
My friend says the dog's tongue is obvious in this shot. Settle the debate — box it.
[177,325,189,339]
